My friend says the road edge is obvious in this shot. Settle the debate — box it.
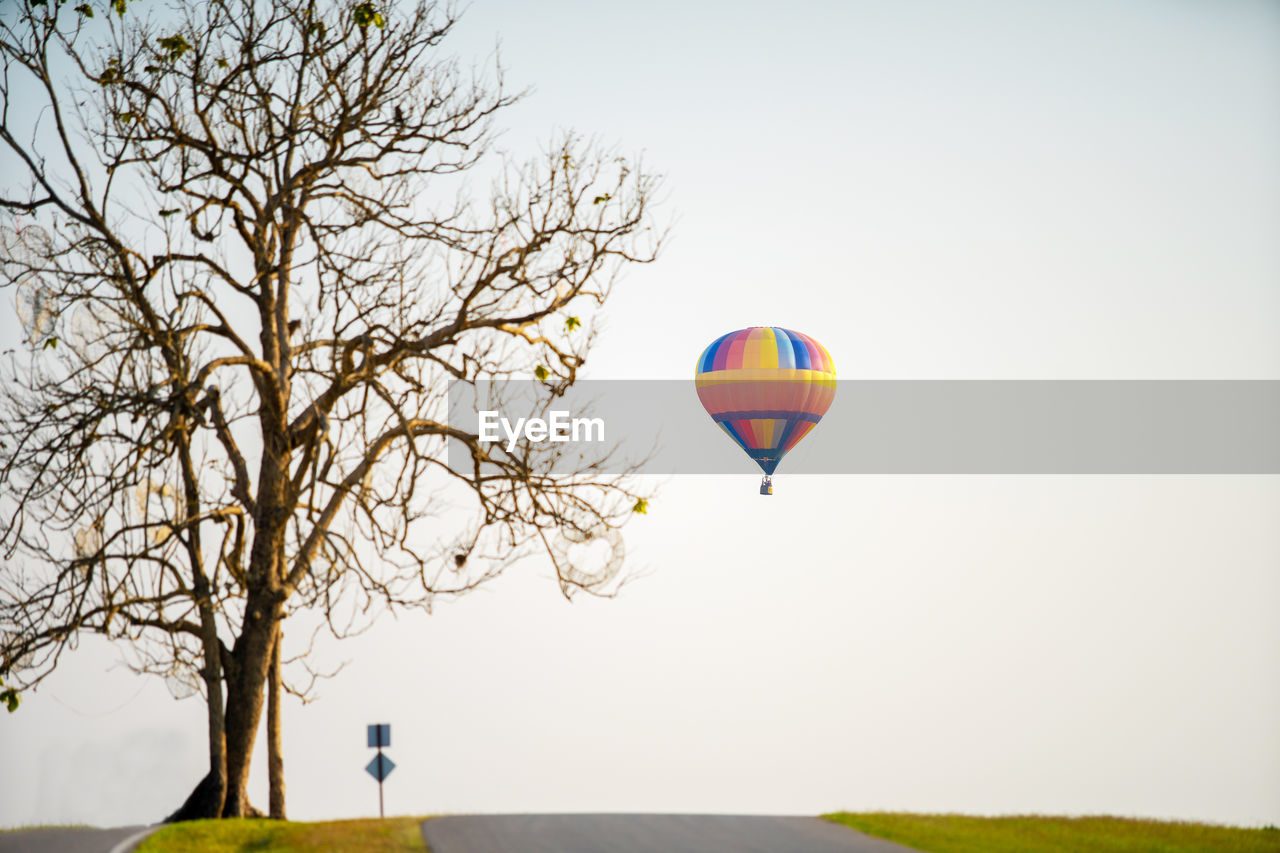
[107,826,158,853]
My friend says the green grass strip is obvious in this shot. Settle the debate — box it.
[824,813,1280,853]
[135,817,426,852]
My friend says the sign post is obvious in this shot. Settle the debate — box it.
[365,723,395,818]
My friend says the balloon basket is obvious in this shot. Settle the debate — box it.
[759,476,773,496]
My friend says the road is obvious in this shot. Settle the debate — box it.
[0,825,153,853]
[421,814,921,853]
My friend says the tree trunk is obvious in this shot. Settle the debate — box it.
[223,420,290,819]
[164,580,228,822]
[268,622,286,819]
[169,620,228,820]
[163,429,230,822]
[199,611,228,818]
[220,589,281,817]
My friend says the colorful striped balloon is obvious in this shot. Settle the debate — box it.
[695,327,836,486]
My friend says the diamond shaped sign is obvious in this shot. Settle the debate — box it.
[366,753,395,782]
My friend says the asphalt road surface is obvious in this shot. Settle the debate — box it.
[0,825,154,853]
[421,814,922,853]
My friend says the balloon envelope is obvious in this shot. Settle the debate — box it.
[695,327,836,475]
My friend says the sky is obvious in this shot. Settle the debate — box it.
[2,0,1280,830]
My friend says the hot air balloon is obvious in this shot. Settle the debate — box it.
[695,327,836,494]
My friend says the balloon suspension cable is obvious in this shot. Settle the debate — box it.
[759,475,773,496]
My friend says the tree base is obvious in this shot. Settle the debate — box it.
[165,771,224,822]
[165,772,267,822]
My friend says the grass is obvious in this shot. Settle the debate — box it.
[134,817,427,852]
[825,812,1280,853]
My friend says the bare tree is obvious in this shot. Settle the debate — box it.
[0,0,661,820]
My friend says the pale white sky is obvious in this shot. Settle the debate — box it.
[3,0,1279,829]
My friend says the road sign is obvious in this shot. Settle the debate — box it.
[366,753,396,782]
[366,722,394,818]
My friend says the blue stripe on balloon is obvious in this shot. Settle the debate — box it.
[718,420,750,454]
[774,328,796,368]
[697,332,733,374]
[789,329,813,369]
